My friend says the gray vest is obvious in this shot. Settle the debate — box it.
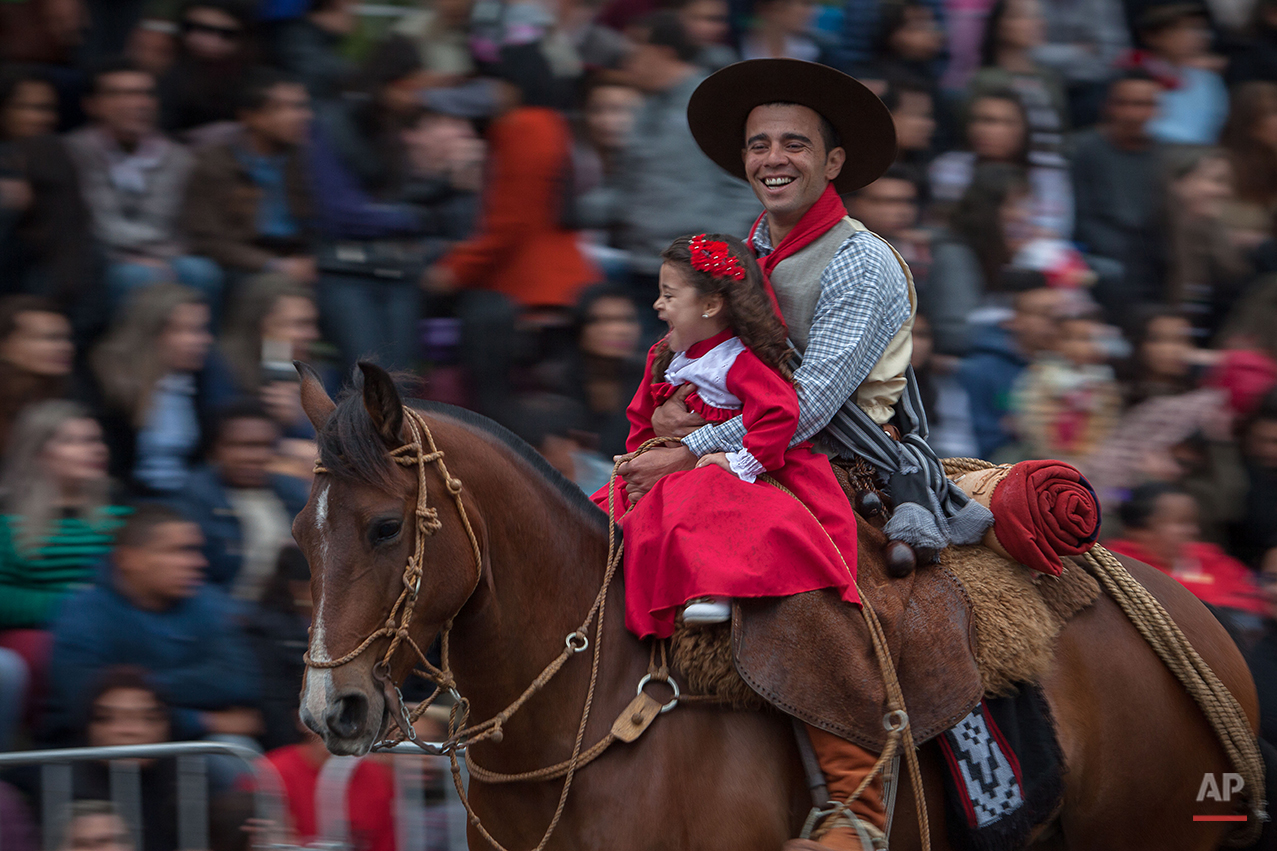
[768,218,857,354]
[768,217,917,425]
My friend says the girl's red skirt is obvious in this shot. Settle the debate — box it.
[592,446,860,639]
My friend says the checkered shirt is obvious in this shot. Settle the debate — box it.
[682,224,912,457]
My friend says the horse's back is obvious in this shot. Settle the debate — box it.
[1118,554,1260,724]
[1043,553,1259,850]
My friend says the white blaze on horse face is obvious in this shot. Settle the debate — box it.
[310,482,331,660]
[303,484,335,726]
[315,482,330,560]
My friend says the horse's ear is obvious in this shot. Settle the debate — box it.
[295,361,336,431]
[358,361,404,447]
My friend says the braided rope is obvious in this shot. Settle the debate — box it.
[441,438,683,851]
[459,439,676,770]
[940,457,1000,477]
[305,409,481,678]
[1083,544,1266,844]
[306,421,676,851]
[941,457,1266,844]
[759,474,930,851]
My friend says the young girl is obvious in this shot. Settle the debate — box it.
[592,234,860,639]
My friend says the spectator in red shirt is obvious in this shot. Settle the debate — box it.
[1107,482,1265,624]
[264,724,396,851]
[425,103,594,307]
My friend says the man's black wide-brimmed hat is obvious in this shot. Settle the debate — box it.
[687,58,897,194]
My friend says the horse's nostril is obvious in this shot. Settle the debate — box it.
[326,693,369,740]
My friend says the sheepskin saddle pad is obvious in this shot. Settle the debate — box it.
[669,545,1100,751]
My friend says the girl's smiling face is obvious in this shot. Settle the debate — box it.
[654,262,724,351]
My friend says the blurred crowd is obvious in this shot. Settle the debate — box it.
[6,0,1277,843]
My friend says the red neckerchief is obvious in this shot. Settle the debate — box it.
[747,184,848,327]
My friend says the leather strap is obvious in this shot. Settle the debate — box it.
[611,693,665,744]
[883,753,901,839]
[792,717,831,807]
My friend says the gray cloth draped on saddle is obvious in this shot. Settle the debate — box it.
[766,216,992,552]
[808,355,992,551]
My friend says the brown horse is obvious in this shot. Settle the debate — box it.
[294,362,1264,851]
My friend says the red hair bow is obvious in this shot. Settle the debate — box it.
[689,234,746,281]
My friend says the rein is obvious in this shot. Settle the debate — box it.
[305,411,674,851]
[759,474,930,851]
[306,410,930,851]
[305,406,483,724]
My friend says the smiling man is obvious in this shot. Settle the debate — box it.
[615,58,995,851]
[621,58,990,555]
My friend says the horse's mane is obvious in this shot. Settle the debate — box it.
[414,400,609,530]
[316,380,607,531]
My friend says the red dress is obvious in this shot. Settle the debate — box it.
[592,328,860,639]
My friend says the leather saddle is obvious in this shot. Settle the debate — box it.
[730,519,984,751]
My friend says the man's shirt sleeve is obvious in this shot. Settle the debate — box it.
[682,232,912,456]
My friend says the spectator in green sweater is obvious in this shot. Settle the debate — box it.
[0,401,129,726]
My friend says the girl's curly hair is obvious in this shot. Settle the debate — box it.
[652,234,794,383]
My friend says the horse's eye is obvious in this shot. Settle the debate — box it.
[373,520,402,543]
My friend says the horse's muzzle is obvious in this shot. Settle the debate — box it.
[325,691,370,742]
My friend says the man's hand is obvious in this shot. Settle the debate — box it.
[651,384,708,439]
[201,707,264,736]
[617,445,697,503]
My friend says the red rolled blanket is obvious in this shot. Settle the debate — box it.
[949,461,1100,576]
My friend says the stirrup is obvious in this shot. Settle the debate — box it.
[804,806,889,851]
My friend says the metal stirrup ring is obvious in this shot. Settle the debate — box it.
[637,673,680,713]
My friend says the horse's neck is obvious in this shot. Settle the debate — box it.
[447,469,643,764]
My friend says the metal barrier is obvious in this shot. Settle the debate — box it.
[316,745,470,851]
[0,741,287,851]
[0,741,470,851]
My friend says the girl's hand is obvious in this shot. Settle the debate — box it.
[696,452,732,474]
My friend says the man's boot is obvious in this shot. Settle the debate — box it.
[783,725,889,851]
